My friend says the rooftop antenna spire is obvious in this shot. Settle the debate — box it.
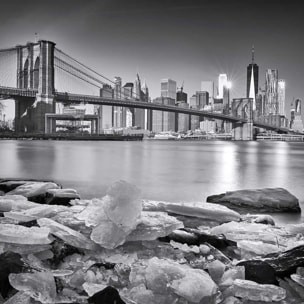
[251,45,255,64]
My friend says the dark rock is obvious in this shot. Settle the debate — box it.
[0,180,29,193]
[0,251,28,298]
[207,188,301,213]
[45,188,80,206]
[237,245,304,279]
[88,286,126,304]
[49,238,82,266]
[159,228,236,250]
[237,260,278,285]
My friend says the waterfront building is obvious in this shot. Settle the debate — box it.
[98,84,114,131]
[161,79,177,101]
[152,97,175,132]
[113,76,123,128]
[122,82,134,127]
[265,69,278,115]
[189,95,197,109]
[176,101,189,132]
[201,81,214,105]
[278,79,286,116]
[200,120,216,133]
[133,74,146,129]
[246,46,259,101]
[217,74,227,99]
[290,99,304,132]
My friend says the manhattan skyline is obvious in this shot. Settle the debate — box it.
[0,0,303,119]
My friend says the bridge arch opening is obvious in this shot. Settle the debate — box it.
[23,59,29,89]
[33,57,40,89]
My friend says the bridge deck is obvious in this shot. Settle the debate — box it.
[0,85,294,133]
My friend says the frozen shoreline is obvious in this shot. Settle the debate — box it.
[1,179,304,303]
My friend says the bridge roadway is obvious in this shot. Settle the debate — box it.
[0,85,291,133]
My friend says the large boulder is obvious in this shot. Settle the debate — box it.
[207,188,300,213]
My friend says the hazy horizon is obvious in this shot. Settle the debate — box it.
[1,0,303,120]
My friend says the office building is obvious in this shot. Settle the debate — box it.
[176,101,189,132]
[98,84,114,130]
[161,79,177,100]
[201,81,214,104]
[152,97,175,132]
[196,91,209,109]
[218,74,227,98]
[113,76,123,128]
[290,99,304,132]
[246,46,259,100]
[265,69,278,115]
[176,90,187,103]
[133,74,146,129]
[278,79,286,116]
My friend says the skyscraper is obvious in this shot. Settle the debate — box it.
[201,81,214,104]
[218,74,227,99]
[161,79,177,100]
[246,46,259,99]
[265,69,278,115]
[278,79,286,116]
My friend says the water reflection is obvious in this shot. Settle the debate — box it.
[0,140,304,224]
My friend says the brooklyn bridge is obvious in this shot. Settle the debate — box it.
[0,40,294,140]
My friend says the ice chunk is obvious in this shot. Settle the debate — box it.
[237,240,281,257]
[103,180,142,232]
[144,257,217,302]
[169,240,200,253]
[9,272,57,303]
[1,291,33,304]
[221,296,242,304]
[91,219,128,249]
[143,200,241,223]
[37,218,97,250]
[45,188,80,206]
[126,211,184,242]
[233,279,286,302]
[0,224,51,244]
[82,282,107,297]
[219,266,245,289]
[291,274,304,287]
[0,195,38,212]
[4,205,68,222]
[207,260,226,283]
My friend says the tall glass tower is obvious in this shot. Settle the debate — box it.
[278,79,286,116]
[246,46,259,99]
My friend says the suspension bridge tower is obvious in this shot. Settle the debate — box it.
[15,40,56,133]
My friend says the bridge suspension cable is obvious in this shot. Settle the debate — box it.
[54,47,143,101]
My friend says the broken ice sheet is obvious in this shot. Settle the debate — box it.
[37,218,97,250]
[0,224,51,244]
[126,211,184,242]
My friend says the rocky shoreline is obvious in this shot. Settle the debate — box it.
[0,179,304,303]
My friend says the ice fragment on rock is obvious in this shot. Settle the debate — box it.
[37,218,97,250]
[82,282,107,297]
[7,182,60,202]
[237,240,281,256]
[233,279,286,302]
[126,211,184,242]
[143,200,241,223]
[219,266,245,289]
[0,224,51,244]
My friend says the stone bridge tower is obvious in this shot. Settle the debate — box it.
[15,40,56,133]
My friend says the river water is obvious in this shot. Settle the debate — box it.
[0,139,304,224]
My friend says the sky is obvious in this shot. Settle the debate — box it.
[0,0,303,119]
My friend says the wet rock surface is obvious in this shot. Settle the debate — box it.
[0,179,303,303]
[207,187,301,213]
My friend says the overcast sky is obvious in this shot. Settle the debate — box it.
[0,0,303,118]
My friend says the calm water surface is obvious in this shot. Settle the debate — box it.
[0,139,304,224]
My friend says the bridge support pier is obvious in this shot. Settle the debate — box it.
[232,122,253,140]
